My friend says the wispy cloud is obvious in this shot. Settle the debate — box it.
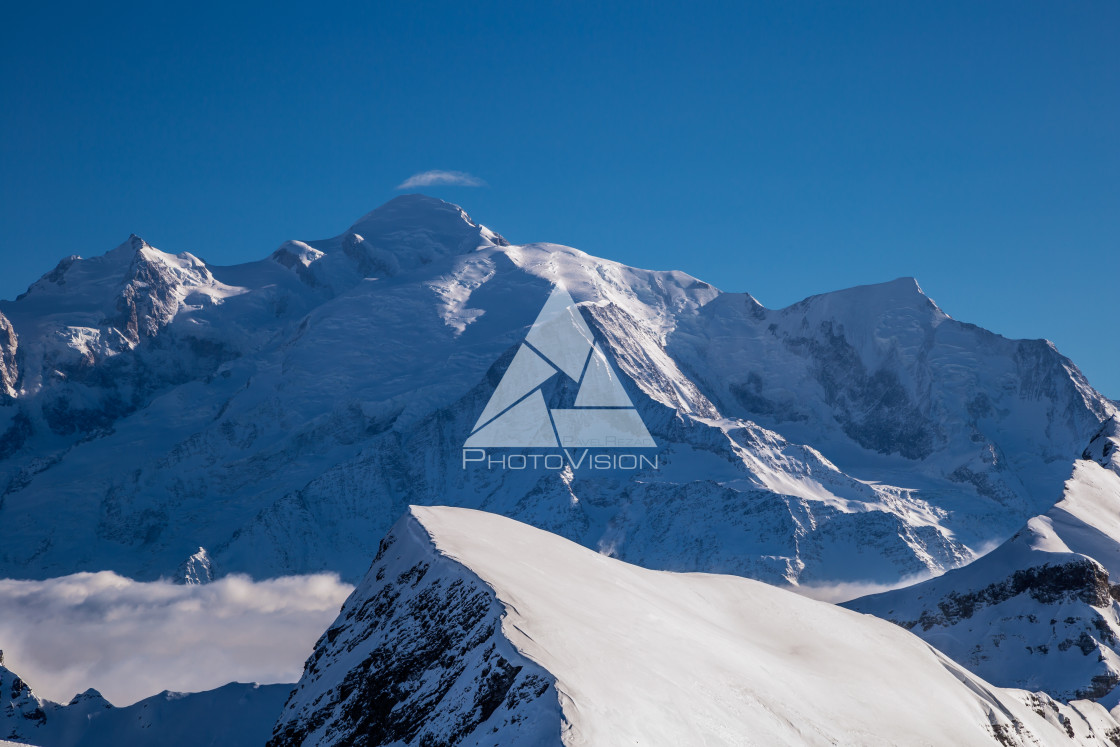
[396,170,486,190]
[0,572,352,706]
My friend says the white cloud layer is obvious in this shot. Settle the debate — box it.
[396,170,486,189]
[0,571,353,706]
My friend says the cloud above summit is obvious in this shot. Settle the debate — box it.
[396,170,486,189]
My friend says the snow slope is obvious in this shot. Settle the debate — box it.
[848,419,1120,703]
[0,652,289,747]
[0,195,1113,588]
[272,506,1120,746]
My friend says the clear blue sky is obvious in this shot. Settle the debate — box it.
[2,1,1117,396]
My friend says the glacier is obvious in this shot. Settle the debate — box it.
[0,194,1113,590]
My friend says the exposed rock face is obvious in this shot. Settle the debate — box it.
[272,507,1120,746]
[0,311,16,399]
[847,426,1120,704]
[269,513,558,747]
[855,556,1120,701]
[112,236,201,343]
[1084,418,1120,473]
[175,547,214,584]
[0,195,1113,590]
[1,651,52,738]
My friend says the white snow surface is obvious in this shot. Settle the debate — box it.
[848,419,1120,703]
[276,505,1120,746]
[0,194,1113,590]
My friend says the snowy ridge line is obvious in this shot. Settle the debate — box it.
[847,419,1120,705]
[269,508,561,747]
[274,505,1120,746]
[0,193,1113,596]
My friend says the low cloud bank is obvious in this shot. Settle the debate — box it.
[0,571,353,706]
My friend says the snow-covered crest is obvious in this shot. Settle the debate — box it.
[0,194,1112,596]
[847,422,1120,703]
[274,506,1120,746]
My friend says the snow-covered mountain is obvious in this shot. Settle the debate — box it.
[847,418,1120,703]
[0,195,1113,588]
[271,506,1120,746]
[0,312,17,401]
[0,651,288,747]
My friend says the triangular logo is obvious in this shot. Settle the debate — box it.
[466,286,656,449]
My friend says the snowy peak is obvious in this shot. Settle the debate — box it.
[348,193,477,234]
[347,194,508,259]
[780,275,949,334]
[269,194,506,291]
[270,508,558,747]
[0,652,53,734]
[112,243,224,344]
[791,274,935,307]
[274,507,1120,746]
[175,547,214,585]
[12,233,227,321]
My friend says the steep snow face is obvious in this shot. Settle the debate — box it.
[0,196,1112,589]
[0,651,289,747]
[274,507,1120,747]
[848,420,1120,703]
[671,277,1114,531]
[0,234,253,444]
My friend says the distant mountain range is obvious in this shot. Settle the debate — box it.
[0,651,287,747]
[2,195,1119,741]
[0,195,1110,588]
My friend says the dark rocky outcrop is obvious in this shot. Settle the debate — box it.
[0,310,17,399]
[269,515,558,747]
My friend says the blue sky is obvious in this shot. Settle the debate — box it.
[2,1,1117,395]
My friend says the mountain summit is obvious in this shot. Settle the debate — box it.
[271,506,1120,746]
[0,196,1113,595]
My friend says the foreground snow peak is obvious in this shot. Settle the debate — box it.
[272,507,1120,746]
